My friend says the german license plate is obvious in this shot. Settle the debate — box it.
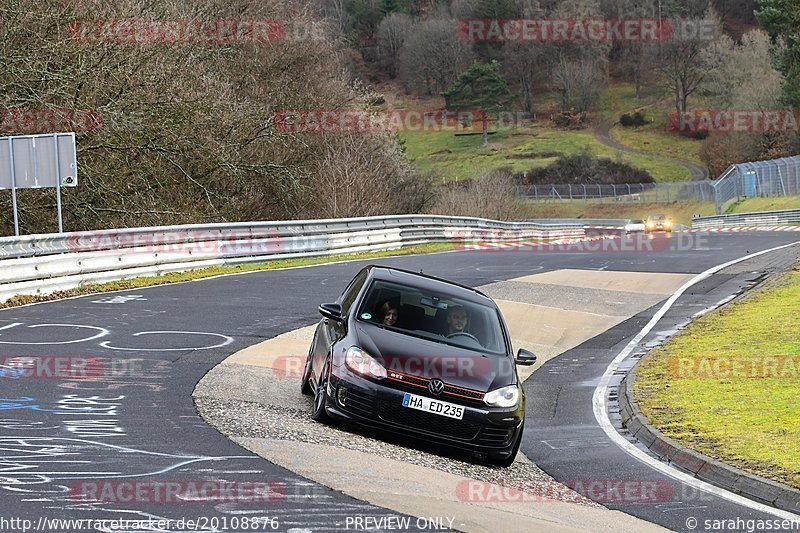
[402,393,464,420]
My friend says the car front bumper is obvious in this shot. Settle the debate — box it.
[325,372,524,458]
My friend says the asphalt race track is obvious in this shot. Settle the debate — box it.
[1,231,799,532]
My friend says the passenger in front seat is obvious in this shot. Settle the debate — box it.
[379,300,399,327]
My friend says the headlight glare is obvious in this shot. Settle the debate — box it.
[483,385,519,408]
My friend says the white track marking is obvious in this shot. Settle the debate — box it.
[0,324,110,345]
[593,241,800,520]
[99,331,234,351]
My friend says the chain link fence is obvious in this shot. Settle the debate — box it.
[710,155,800,214]
[516,182,716,204]
[516,155,800,213]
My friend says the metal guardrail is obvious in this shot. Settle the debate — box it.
[692,209,800,229]
[526,218,629,227]
[0,215,585,303]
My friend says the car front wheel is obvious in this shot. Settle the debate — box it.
[300,353,313,396]
[311,358,331,423]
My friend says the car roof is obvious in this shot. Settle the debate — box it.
[367,265,495,306]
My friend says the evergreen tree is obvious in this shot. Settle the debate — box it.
[756,0,800,107]
[443,62,514,146]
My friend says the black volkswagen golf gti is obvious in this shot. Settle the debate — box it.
[300,265,537,467]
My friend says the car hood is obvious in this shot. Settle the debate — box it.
[353,323,515,393]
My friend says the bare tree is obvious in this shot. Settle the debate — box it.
[398,18,474,96]
[0,0,425,234]
[552,55,607,118]
[657,7,723,115]
[376,12,413,78]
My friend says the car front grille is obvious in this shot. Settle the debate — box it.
[377,400,481,441]
[385,372,485,406]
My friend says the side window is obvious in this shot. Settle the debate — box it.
[339,269,369,315]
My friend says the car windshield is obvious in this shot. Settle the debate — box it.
[357,279,508,355]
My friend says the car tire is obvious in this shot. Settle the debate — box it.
[311,358,331,423]
[487,421,524,468]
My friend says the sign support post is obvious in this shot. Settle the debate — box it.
[54,134,63,233]
[7,137,19,236]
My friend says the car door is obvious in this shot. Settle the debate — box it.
[311,267,370,379]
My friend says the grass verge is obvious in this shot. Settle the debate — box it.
[0,242,456,310]
[726,196,800,215]
[635,265,800,489]
[521,201,715,226]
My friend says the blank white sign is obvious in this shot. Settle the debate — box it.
[0,133,77,190]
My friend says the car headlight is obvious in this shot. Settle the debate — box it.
[345,346,387,380]
[483,385,519,408]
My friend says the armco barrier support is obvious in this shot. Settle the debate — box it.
[0,215,585,303]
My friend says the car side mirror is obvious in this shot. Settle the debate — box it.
[319,303,343,321]
[515,349,537,366]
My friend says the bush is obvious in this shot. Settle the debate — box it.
[619,111,648,127]
[517,152,654,185]
[552,111,588,129]
[679,129,710,140]
[432,168,522,220]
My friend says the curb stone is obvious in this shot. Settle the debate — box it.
[620,366,800,513]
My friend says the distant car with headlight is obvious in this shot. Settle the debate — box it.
[300,265,536,467]
[624,219,646,233]
[645,214,672,233]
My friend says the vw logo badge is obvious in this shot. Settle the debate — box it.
[428,379,445,396]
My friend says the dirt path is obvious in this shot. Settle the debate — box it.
[594,109,709,181]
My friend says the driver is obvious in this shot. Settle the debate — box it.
[446,305,470,336]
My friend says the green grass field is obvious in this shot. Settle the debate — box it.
[399,125,693,183]
[611,125,705,167]
[603,87,706,168]
[635,267,800,489]
[597,84,657,120]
